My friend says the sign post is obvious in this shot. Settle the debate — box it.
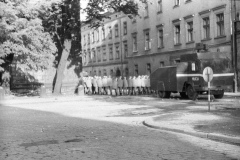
[203,67,213,111]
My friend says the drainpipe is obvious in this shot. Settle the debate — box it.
[119,14,124,77]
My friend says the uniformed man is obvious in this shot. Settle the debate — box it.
[97,76,103,95]
[128,76,133,95]
[117,76,123,95]
[86,76,92,94]
[141,75,146,95]
[107,75,113,95]
[123,76,128,95]
[82,77,87,94]
[102,76,108,95]
[146,75,151,95]
[132,76,137,95]
[92,76,98,94]
[112,77,118,96]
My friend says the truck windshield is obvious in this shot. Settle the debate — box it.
[201,58,232,73]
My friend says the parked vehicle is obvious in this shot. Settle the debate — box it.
[150,52,234,100]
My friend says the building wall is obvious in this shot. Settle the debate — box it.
[81,0,234,77]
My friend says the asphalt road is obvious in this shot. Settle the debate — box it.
[0,96,239,160]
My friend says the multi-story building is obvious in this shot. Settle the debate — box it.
[81,0,240,80]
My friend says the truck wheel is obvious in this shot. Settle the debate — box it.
[158,91,171,98]
[180,92,188,99]
[186,85,198,100]
[213,91,224,99]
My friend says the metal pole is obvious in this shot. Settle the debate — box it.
[234,20,239,92]
[208,82,210,112]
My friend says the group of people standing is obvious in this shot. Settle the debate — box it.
[82,75,151,96]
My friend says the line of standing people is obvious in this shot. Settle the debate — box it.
[82,75,151,96]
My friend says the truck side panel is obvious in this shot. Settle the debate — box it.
[150,67,177,92]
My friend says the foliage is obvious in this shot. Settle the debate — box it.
[83,0,146,28]
[0,0,57,72]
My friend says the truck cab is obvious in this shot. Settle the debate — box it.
[150,51,234,100]
[179,52,233,99]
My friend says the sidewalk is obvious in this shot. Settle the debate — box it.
[143,108,240,146]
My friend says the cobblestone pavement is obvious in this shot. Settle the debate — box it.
[0,96,240,160]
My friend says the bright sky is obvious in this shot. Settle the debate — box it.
[80,0,89,21]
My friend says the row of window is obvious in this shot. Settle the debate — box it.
[89,67,128,77]
[142,0,192,19]
[82,21,128,46]
[133,12,225,52]
[83,42,128,64]
[88,63,154,77]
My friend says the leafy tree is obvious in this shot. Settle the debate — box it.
[0,0,57,74]
[36,0,81,95]
[37,0,143,95]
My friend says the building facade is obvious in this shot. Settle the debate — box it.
[81,0,239,80]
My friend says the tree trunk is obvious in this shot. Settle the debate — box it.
[53,39,72,95]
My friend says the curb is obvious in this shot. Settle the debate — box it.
[143,118,240,146]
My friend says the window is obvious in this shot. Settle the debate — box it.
[97,47,101,62]
[132,16,137,23]
[174,59,180,64]
[216,13,225,36]
[157,0,162,13]
[134,64,138,76]
[109,26,112,39]
[109,45,113,60]
[92,32,95,43]
[203,17,210,39]
[115,45,120,59]
[157,28,164,48]
[102,27,105,40]
[146,63,151,75]
[96,29,99,42]
[98,70,101,76]
[103,69,107,76]
[144,2,149,18]
[87,33,90,44]
[102,46,106,61]
[187,21,193,42]
[160,61,164,67]
[83,50,87,64]
[174,24,181,44]
[83,35,86,45]
[132,33,138,52]
[123,42,128,57]
[191,62,196,71]
[125,68,129,77]
[88,50,91,62]
[110,69,114,76]
[92,49,96,62]
[123,22,127,35]
[174,0,180,6]
[115,24,119,37]
[144,30,151,50]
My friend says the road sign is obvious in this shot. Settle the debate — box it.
[203,67,213,82]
